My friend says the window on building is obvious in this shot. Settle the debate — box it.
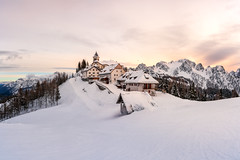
[93,72,95,74]
[143,84,151,89]
[144,84,147,89]
[148,84,151,89]
[89,72,91,74]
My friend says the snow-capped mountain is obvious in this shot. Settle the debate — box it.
[0,73,60,96]
[136,59,240,95]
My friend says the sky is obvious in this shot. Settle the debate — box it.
[0,0,240,81]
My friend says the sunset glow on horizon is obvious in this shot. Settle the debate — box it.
[0,0,240,81]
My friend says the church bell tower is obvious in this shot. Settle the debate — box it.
[93,51,100,62]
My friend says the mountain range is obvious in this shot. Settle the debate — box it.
[0,73,60,98]
[136,59,240,95]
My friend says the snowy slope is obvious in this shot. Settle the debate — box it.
[137,59,240,95]
[0,78,240,160]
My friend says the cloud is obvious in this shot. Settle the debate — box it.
[195,24,240,64]
[62,34,98,47]
[204,47,239,64]
[52,67,75,70]
[121,28,146,42]
[0,50,28,61]
[160,25,190,48]
[0,65,20,71]
[120,62,138,67]
[195,40,219,53]
[119,25,191,49]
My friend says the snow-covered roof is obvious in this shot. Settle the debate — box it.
[99,64,119,75]
[82,66,100,72]
[93,60,101,63]
[117,70,134,81]
[124,70,158,84]
[116,92,158,113]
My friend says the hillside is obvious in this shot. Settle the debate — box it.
[0,78,240,160]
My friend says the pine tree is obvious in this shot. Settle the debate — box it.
[78,61,81,70]
[220,89,223,99]
[55,87,61,105]
[24,90,29,111]
[232,89,239,98]
[82,59,87,69]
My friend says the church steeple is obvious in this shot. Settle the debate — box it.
[93,51,100,62]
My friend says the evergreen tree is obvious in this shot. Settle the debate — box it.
[82,59,87,69]
[55,87,61,105]
[232,89,239,98]
[78,62,81,70]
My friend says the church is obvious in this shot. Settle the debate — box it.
[81,52,125,83]
[91,52,107,69]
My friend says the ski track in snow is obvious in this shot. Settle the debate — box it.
[0,77,240,160]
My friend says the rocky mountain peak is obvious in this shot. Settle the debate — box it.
[179,61,193,73]
[212,65,226,74]
[156,61,169,72]
[178,59,196,68]
[136,63,147,71]
[195,63,204,71]
[236,68,240,78]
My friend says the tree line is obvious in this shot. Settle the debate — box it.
[76,59,89,73]
[157,76,239,101]
[0,72,69,121]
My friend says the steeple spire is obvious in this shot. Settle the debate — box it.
[93,51,100,62]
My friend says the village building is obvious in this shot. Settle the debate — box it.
[118,70,159,96]
[117,70,134,88]
[81,66,101,80]
[91,52,105,70]
[99,63,126,84]
[116,91,159,115]
[81,52,126,83]
[81,52,104,80]
[116,93,133,115]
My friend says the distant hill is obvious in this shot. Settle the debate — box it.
[0,72,61,100]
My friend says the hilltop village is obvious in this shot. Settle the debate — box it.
[79,52,159,96]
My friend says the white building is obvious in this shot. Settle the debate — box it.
[81,66,101,80]
[81,52,104,80]
[99,63,126,84]
[118,70,159,96]
[91,52,105,70]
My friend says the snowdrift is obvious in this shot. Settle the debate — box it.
[0,77,240,160]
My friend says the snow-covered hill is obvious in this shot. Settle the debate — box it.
[136,59,240,95]
[0,78,240,160]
